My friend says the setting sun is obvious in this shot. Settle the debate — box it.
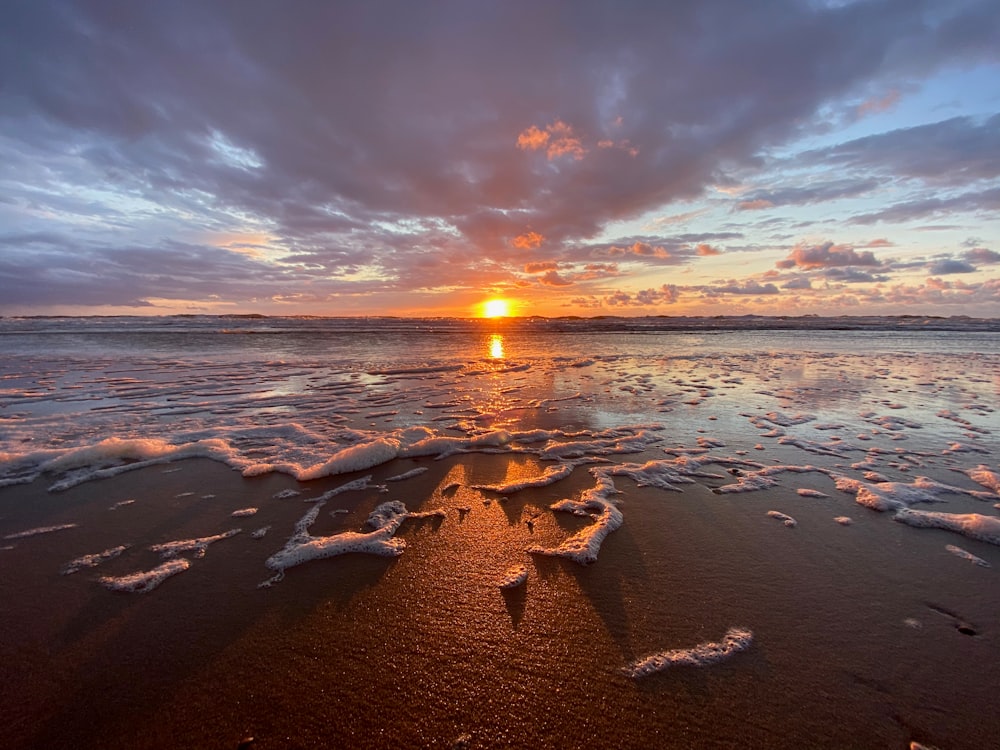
[482,298,511,318]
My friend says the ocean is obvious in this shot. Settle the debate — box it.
[1,316,999,749]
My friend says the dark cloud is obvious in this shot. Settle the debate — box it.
[963,247,1000,264]
[801,114,1000,186]
[705,280,780,296]
[735,178,880,210]
[781,277,813,290]
[849,187,1000,225]
[823,268,891,283]
[928,259,976,274]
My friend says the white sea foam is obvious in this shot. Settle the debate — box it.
[894,509,1000,546]
[61,544,130,575]
[965,465,1000,494]
[149,528,241,559]
[944,544,990,567]
[777,435,855,458]
[839,475,984,512]
[42,437,234,491]
[797,488,829,498]
[766,511,797,527]
[264,496,412,583]
[231,508,258,517]
[99,558,191,593]
[250,437,401,481]
[834,516,853,525]
[713,463,828,495]
[539,426,662,460]
[313,475,377,502]
[625,627,754,677]
[386,467,429,482]
[499,563,528,589]
[759,412,815,427]
[4,523,78,540]
[528,471,622,565]
[472,463,575,494]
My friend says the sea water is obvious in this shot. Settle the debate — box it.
[0,316,998,748]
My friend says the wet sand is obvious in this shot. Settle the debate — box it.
[2,454,999,749]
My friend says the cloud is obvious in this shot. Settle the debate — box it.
[849,187,1000,225]
[538,270,573,286]
[782,277,813,290]
[928,258,976,274]
[0,1,997,312]
[524,261,559,273]
[963,247,1000,264]
[856,88,901,117]
[705,280,780,296]
[736,178,880,210]
[516,126,550,152]
[776,241,882,270]
[696,243,721,256]
[802,114,1000,186]
[737,199,774,211]
[569,295,602,309]
[512,231,545,249]
[604,284,679,306]
[517,120,587,161]
[822,268,890,283]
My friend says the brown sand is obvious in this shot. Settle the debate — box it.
[1,455,999,749]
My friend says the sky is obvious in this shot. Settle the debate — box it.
[1,0,999,318]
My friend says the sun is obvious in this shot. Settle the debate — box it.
[482,298,511,318]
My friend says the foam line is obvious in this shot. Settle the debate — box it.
[472,463,574,494]
[499,564,528,589]
[99,558,191,593]
[61,544,130,575]
[625,627,754,677]
[528,471,622,565]
[4,523,78,540]
[894,509,1000,546]
[149,528,241,559]
[766,511,797,527]
[264,500,413,583]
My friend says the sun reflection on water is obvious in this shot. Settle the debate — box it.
[489,334,505,360]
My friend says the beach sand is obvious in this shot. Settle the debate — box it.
[2,451,999,749]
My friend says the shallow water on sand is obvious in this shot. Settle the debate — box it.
[1,319,999,748]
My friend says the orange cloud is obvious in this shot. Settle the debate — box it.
[517,120,587,160]
[512,231,544,249]
[857,89,900,116]
[696,243,721,256]
[613,241,671,259]
[516,125,550,151]
[524,260,558,273]
[737,198,774,211]
[597,138,638,157]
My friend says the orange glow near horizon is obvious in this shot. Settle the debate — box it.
[482,298,511,318]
